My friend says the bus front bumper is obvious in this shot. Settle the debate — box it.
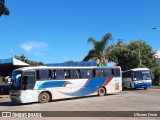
[10,95,23,103]
[10,91,23,103]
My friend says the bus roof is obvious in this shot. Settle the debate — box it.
[45,61,97,67]
[12,66,121,72]
[123,68,150,72]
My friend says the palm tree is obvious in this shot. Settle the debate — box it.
[0,0,10,16]
[83,33,113,66]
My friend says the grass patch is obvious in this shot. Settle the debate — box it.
[151,86,160,89]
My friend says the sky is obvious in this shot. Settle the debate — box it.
[1,0,160,64]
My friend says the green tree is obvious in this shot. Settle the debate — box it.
[0,0,9,16]
[108,45,138,70]
[108,40,158,71]
[128,40,157,68]
[83,33,113,66]
[15,54,27,62]
[15,54,44,66]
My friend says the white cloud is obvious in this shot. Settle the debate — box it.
[20,41,49,56]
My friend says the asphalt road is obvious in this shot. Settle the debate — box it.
[0,88,160,120]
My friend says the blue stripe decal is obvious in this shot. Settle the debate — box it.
[61,78,107,96]
[37,78,109,96]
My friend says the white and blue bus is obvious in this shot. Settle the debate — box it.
[10,66,122,103]
[122,68,152,90]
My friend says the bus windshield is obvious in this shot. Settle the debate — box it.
[11,71,22,90]
[133,70,151,80]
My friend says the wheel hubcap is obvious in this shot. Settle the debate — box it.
[41,95,46,101]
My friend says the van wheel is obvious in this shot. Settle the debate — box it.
[98,87,106,96]
[38,92,50,103]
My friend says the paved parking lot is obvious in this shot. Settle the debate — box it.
[0,88,160,120]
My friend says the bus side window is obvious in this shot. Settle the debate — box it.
[64,70,67,79]
[103,69,112,77]
[48,70,52,80]
[64,70,70,79]
[122,71,131,78]
[38,70,50,80]
[122,72,126,78]
[87,70,93,78]
[70,69,78,79]
[80,69,87,78]
[52,70,56,79]
[77,69,82,78]
[131,72,134,79]
[36,70,40,80]
[80,69,92,78]
[96,69,103,78]
[56,70,65,79]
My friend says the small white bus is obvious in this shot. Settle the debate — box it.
[122,68,152,89]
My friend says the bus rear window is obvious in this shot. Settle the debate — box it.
[113,69,120,77]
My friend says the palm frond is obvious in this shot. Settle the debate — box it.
[101,33,113,49]
[103,33,113,42]
[83,50,96,61]
[3,6,9,15]
[0,0,9,16]
[87,38,98,47]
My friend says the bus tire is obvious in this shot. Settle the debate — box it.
[98,87,106,96]
[144,87,147,90]
[38,92,50,103]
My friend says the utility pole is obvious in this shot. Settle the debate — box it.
[139,48,141,68]
[138,40,142,68]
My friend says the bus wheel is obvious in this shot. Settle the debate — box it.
[98,87,106,96]
[38,92,50,103]
[144,87,147,90]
